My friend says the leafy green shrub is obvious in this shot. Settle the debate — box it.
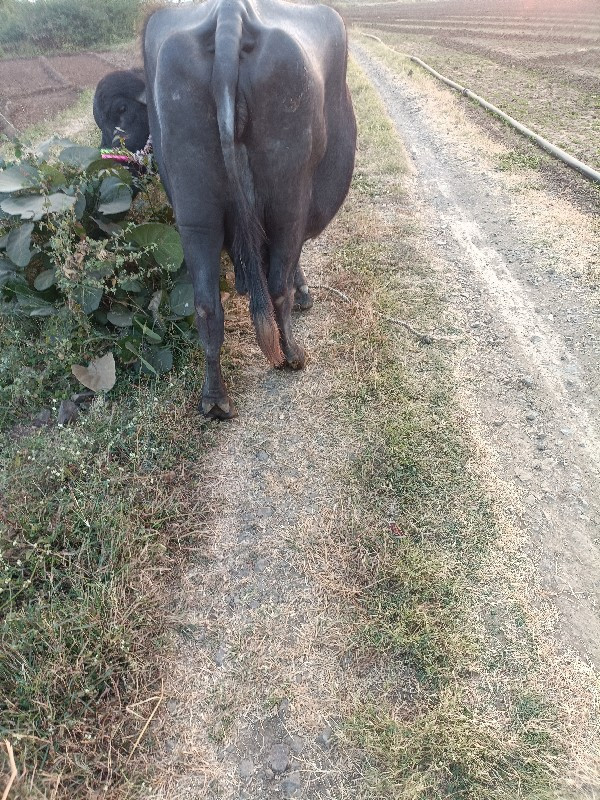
[0,139,197,420]
[0,0,143,56]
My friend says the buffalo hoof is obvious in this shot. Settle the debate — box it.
[200,396,238,420]
[283,345,306,371]
[293,284,313,312]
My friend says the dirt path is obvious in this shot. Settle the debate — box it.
[148,266,369,799]
[352,40,600,668]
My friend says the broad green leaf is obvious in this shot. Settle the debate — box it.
[6,222,35,267]
[90,265,113,281]
[0,257,17,286]
[44,193,78,215]
[11,283,55,314]
[122,338,158,375]
[86,160,132,184]
[39,164,67,191]
[91,215,122,235]
[74,193,86,220]
[59,146,101,169]
[107,309,134,327]
[71,285,103,314]
[134,316,162,342]
[29,306,58,317]
[98,176,132,215]
[143,346,173,375]
[116,334,142,364]
[36,136,75,159]
[34,269,56,291]
[1,192,76,221]
[127,223,184,271]
[0,164,41,192]
[3,274,27,292]
[136,353,158,376]
[169,281,195,317]
[120,278,143,292]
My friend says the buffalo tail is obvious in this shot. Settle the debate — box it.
[211,9,283,366]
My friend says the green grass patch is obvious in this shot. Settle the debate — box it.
[496,149,542,172]
[0,92,224,798]
[347,690,561,800]
[0,356,221,797]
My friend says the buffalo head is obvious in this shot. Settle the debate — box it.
[93,69,149,153]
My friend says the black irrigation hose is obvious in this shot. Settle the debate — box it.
[409,56,600,184]
[358,33,600,184]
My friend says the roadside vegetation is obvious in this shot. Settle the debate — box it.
[328,59,600,798]
[0,111,228,797]
[0,0,145,58]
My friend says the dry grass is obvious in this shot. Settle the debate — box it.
[0,365,224,798]
[322,57,600,798]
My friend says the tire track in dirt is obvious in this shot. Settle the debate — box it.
[352,40,600,668]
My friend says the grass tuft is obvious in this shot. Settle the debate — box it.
[0,357,220,797]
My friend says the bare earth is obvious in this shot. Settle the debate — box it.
[342,0,600,171]
[147,256,372,799]
[0,49,141,135]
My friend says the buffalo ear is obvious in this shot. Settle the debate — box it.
[136,90,147,105]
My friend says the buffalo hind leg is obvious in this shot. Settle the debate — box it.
[293,263,313,312]
[269,246,306,370]
[181,225,237,420]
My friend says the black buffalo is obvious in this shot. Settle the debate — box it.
[93,69,149,153]
[144,0,357,419]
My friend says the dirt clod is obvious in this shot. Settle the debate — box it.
[266,743,290,774]
[57,399,79,425]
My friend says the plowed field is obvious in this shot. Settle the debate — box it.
[343,0,600,171]
[0,48,141,135]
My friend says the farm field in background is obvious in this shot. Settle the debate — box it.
[343,0,600,171]
[0,46,140,136]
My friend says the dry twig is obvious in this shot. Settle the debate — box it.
[126,684,164,764]
[311,284,457,344]
[1,740,17,800]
